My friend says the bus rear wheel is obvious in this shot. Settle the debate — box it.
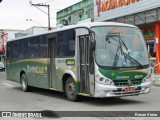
[21,74,30,92]
[65,77,78,101]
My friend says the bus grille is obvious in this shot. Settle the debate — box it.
[113,79,143,86]
[113,87,142,96]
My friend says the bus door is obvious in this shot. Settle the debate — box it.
[79,36,90,93]
[48,37,57,89]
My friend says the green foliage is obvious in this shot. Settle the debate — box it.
[144,29,155,39]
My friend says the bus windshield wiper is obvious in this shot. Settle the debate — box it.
[118,35,143,68]
[106,34,127,67]
[106,33,142,68]
[113,46,120,67]
[112,39,143,68]
[123,52,143,68]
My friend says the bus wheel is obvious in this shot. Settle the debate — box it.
[21,74,30,92]
[65,77,78,101]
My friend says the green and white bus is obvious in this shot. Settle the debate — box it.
[6,22,152,101]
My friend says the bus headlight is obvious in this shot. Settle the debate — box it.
[98,77,114,85]
[143,74,152,83]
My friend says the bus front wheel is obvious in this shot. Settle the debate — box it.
[21,74,30,92]
[65,77,78,101]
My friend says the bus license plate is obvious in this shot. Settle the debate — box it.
[125,87,135,92]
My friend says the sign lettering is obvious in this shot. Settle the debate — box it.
[96,0,140,16]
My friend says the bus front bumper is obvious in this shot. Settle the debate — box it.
[94,81,152,97]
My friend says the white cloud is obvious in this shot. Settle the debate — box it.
[0,0,82,30]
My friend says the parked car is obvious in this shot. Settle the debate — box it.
[0,62,5,71]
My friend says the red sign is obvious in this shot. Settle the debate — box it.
[1,33,8,53]
[96,0,140,17]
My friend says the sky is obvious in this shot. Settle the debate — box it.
[0,0,82,30]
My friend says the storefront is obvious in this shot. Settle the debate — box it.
[94,0,160,73]
[140,25,156,57]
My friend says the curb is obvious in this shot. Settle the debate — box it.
[152,80,160,87]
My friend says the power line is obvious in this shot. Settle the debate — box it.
[26,19,48,30]
[30,2,51,30]
[33,5,48,15]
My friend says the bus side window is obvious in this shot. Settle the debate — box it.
[7,43,10,59]
[28,36,42,58]
[9,41,19,60]
[20,39,29,59]
[41,35,48,58]
[57,29,75,57]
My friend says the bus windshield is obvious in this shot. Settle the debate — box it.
[91,26,149,68]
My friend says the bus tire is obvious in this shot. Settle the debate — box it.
[65,77,78,102]
[21,73,30,92]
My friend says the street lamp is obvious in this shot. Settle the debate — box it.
[26,19,48,30]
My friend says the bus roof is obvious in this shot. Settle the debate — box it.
[8,22,138,42]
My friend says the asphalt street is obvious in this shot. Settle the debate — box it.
[0,72,160,120]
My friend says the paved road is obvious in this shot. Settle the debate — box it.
[0,72,160,120]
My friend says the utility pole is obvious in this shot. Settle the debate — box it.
[30,2,51,30]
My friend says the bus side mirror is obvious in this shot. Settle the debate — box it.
[89,39,95,74]
[90,39,96,51]
[89,31,96,52]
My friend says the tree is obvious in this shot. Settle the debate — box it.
[0,0,2,3]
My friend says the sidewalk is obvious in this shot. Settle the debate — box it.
[152,74,160,87]
[150,62,160,87]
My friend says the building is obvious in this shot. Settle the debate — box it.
[0,29,23,57]
[57,0,94,26]
[24,26,48,35]
[94,0,160,73]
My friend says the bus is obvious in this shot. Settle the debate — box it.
[6,22,152,101]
